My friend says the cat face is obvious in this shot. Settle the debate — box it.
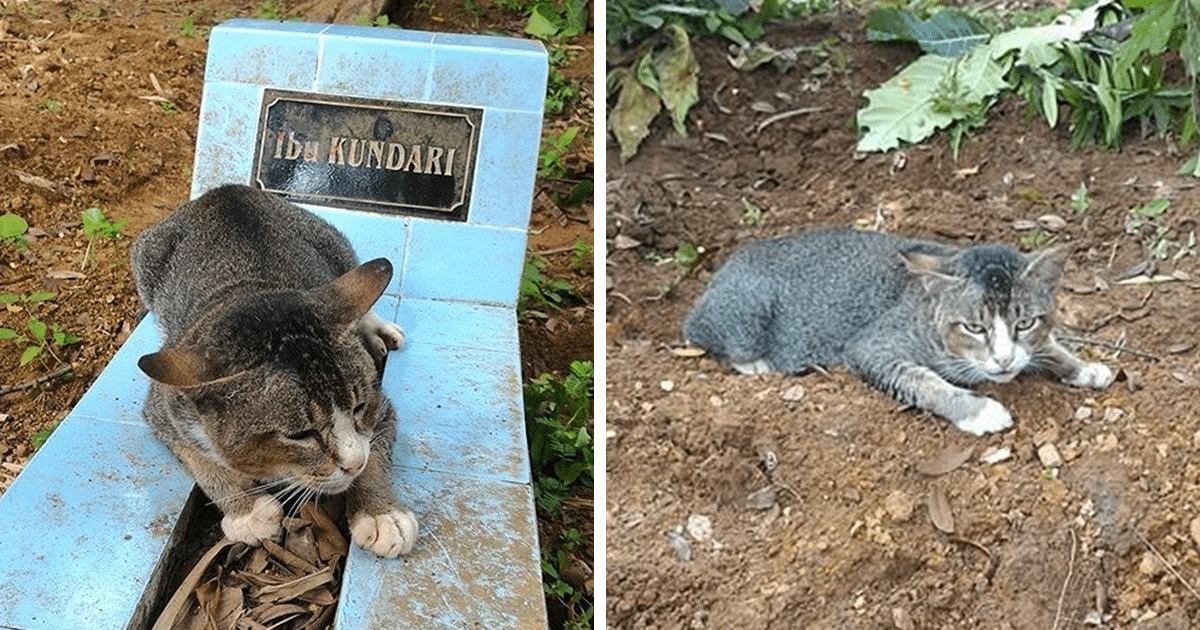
[139,259,394,497]
[905,245,1066,385]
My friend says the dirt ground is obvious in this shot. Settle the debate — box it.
[606,17,1200,630]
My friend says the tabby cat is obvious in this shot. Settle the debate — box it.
[684,229,1114,435]
[132,184,416,557]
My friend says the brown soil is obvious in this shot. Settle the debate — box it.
[606,17,1200,630]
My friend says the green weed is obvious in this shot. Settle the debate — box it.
[179,13,211,38]
[1070,181,1092,214]
[570,239,592,271]
[1,292,56,309]
[158,101,178,115]
[254,0,287,19]
[80,207,130,269]
[519,251,583,317]
[539,127,579,179]
[0,213,29,249]
[541,527,594,630]
[0,317,80,367]
[524,360,594,514]
[1019,230,1050,250]
[35,99,63,113]
[31,420,61,451]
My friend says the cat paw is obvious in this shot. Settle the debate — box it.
[1063,362,1114,389]
[221,495,283,545]
[350,508,418,558]
[731,359,773,375]
[357,310,406,358]
[954,398,1013,436]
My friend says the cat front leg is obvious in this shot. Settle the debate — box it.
[176,448,284,544]
[344,450,418,558]
[1037,336,1114,389]
[848,351,1013,435]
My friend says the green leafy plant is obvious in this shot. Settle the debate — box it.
[158,101,179,115]
[0,317,80,367]
[178,13,210,38]
[571,239,593,271]
[608,23,700,161]
[80,207,129,269]
[1020,229,1051,249]
[741,199,764,226]
[254,0,287,19]
[525,0,588,40]
[1,292,55,310]
[519,251,583,317]
[1070,181,1093,214]
[0,213,29,249]
[35,99,63,113]
[674,241,700,273]
[539,126,580,179]
[31,420,61,451]
[524,360,594,515]
[541,527,594,630]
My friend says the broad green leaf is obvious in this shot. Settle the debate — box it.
[857,54,958,152]
[655,24,699,137]
[0,327,18,340]
[524,6,558,39]
[955,44,1012,101]
[20,345,41,366]
[1041,73,1060,128]
[0,213,27,239]
[1094,58,1121,146]
[0,294,18,304]
[27,292,55,302]
[28,318,46,343]
[990,0,1116,68]
[865,8,990,57]
[609,67,662,162]
[1182,0,1200,78]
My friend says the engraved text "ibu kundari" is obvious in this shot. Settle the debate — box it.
[272,130,457,176]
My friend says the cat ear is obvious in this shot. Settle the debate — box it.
[900,251,962,292]
[319,258,394,327]
[1021,245,1070,286]
[138,347,214,388]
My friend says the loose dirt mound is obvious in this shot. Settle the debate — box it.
[607,17,1200,629]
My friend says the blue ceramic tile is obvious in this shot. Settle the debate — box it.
[191,82,263,196]
[67,319,160,427]
[206,22,321,89]
[428,43,547,112]
[401,220,527,305]
[320,23,436,45]
[337,468,543,630]
[316,33,433,100]
[305,206,411,297]
[0,416,192,630]
[467,109,542,229]
[383,342,528,483]
[432,31,546,54]
[394,297,518,352]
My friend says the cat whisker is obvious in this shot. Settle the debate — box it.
[208,477,294,507]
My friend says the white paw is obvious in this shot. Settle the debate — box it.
[732,359,773,375]
[221,495,283,545]
[351,508,418,558]
[358,310,406,356]
[954,398,1013,436]
[1064,362,1114,389]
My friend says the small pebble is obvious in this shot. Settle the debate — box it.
[1138,551,1162,576]
[1074,406,1093,421]
[781,384,805,402]
[667,530,692,562]
[1190,516,1200,547]
[884,490,914,521]
[1102,407,1124,423]
[1038,443,1063,468]
[892,607,915,630]
[1038,214,1067,231]
[1098,434,1119,451]
[980,446,1012,465]
[687,514,713,543]
[660,380,674,392]
[745,486,777,511]
[1033,427,1060,447]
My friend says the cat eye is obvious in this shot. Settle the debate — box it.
[1014,317,1039,332]
[352,401,367,416]
[959,323,987,336]
[285,429,321,442]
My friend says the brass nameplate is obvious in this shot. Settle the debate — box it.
[253,89,482,221]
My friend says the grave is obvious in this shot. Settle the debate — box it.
[0,19,548,630]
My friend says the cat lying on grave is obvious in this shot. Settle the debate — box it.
[683,229,1114,435]
[131,184,417,558]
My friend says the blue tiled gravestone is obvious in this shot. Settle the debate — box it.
[0,19,548,630]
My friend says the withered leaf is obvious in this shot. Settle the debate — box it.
[928,487,955,534]
[916,446,974,476]
[253,567,334,604]
[263,538,319,575]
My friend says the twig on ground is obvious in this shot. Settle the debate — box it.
[1052,528,1077,630]
[0,365,72,397]
[1058,335,1162,362]
[752,107,828,135]
[1136,529,1200,603]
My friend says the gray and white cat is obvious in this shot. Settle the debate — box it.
[684,229,1114,435]
[132,184,416,557]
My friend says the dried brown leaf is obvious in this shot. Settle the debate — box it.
[46,269,86,280]
[152,539,234,630]
[303,502,348,562]
[916,446,973,476]
[263,538,319,575]
[299,586,336,607]
[252,603,310,625]
[253,567,334,604]
[928,487,955,534]
[284,525,321,567]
